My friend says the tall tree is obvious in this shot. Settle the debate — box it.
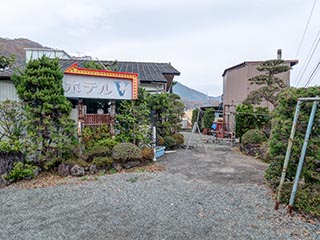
[148,93,185,136]
[244,60,290,108]
[12,56,75,168]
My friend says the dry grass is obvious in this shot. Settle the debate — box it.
[4,163,166,189]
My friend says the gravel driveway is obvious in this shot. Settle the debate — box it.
[0,134,319,240]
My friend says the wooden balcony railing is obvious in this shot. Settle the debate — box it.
[83,114,114,126]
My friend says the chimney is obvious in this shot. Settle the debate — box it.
[277,49,282,60]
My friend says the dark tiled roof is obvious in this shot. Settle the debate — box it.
[0,59,180,83]
[0,63,25,79]
[222,60,298,77]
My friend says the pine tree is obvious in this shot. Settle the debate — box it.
[244,60,290,108]
[0,52,15,71]
[12,56,75,168]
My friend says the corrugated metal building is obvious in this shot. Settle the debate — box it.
[222,55,298,134]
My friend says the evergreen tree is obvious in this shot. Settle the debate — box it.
[0,52,15,71]
[12,56,75,168]
[116,88,151,146]
[244,60,290,108]
[148,93,185,136]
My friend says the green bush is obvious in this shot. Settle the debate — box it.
[203,109,215,129]
[163,136,177,150]
[82,138,119,162]
[92,157,113,168]
[172,133,184,147]
[85,146,111,160]
[265,86,320,218]
[241,129,267,146]
[235,104,271,142]
[82,125,111,150]
[0,141,23,153]
[64,158,90,167]
[112,143,142,163]
[5,162,37,182]
[266,87,320,185]
[95,138,118,149]
[278,182,320,217]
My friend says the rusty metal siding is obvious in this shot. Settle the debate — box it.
[0,80,19,101]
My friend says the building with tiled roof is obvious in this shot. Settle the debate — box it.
[0,49,180,102]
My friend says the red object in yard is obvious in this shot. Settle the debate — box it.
[216,122,224,138]
[202,128,208,135]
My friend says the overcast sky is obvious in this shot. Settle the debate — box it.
[1,0,320,96]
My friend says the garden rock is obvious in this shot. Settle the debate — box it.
[123,161,140,169]
[89,165,97,175]
[58,164,70,177]
[0,173,12,186]
[240,143,265,158]
[70,165,85,177]
[112,162,122,172]
[0,174,6,186]
[0,151,23,175]
[33,167,40,177]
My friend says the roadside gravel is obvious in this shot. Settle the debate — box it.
[0,171,319,240]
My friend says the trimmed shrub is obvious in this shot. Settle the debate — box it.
[82,138,118,162]
[5,162,37,182]
[64,158,90,167]
[163,136,177,150]
[241,129,267,146]
[141,147,154,161]
[84,146,111,161]
[92,157,113,168]
[95,138,118,149]
[266,87,320,185]
[82,125,112,150]
[112,143,142,163]
[236,104,271,142]
[172,133,184,147]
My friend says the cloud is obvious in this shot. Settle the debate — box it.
[0,0,319,94]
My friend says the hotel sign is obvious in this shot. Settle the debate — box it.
[63,64,139,100]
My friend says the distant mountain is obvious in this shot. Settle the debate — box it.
[0,37,45,65]
[173,82,221,109]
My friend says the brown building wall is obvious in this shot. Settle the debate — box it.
[223,61,294,134]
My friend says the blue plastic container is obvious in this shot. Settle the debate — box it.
[155,146,166,158]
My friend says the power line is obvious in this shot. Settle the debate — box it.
[303,58,320,87]
[294,29,320,87]
[295,0,318,58]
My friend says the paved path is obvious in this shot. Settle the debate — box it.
[160,133,267,184]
